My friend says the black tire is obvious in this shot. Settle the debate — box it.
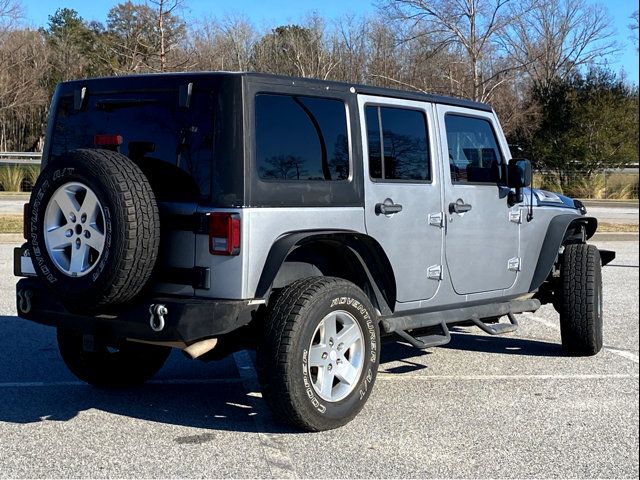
[27,149,160,309]
[559,243,604,356]
[57,328,171,387]
[257,277,380,431]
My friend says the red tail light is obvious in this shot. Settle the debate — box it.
[208,212,240,255]
[94,134,123,146]
[23,203,29,239]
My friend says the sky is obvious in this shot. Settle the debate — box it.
[18,0,640,85]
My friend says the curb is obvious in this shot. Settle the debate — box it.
[0,192,30,200]
[0,234,23,245]
[592,232,639,242]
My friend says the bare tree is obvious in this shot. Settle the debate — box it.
[630,10,639,52]
[189,15,258,71]
[101,1,186,74]
[148,0,183,72]
[0,0,21,31]
[330,15,368,83]
[501,0,618,89]
[252,15,339,80]
[382,0,524,102]
[0,30,50,150]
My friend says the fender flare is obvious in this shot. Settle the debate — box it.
[529,214,597,292]
[254,230,396,315]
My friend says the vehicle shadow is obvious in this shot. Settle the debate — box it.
[0,315,299,435]
[0,316,562,435]
[442,329,564,356]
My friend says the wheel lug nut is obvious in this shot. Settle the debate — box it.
[321,352,328,359]
[327,364,332,371]
[69,213,76,222]
[75,238,81,249]
[65,229,73,238]
[336,358,342,365]
[81,213,87,223]
[329,338,334,347]
[84,230,91,238]
[337,342,343,351]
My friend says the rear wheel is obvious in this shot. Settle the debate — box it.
[57,329,171,387]
[559,243,604,356]
[257,277,380,431]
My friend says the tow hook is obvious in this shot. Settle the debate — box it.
[17,289,33,314]
[149,304,168,332]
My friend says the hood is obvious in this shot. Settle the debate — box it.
[525,188,586,214]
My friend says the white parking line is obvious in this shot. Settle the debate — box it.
[604,347,640,363]
[0,378,244,388]
[233,350,298,480]
[524,314,640,364]
[3,372,638,389]
[378,373,639,381]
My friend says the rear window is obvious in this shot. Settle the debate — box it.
[255,94,349,181]
[50,90,214,198]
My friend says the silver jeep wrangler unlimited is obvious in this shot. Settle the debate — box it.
[15,72,614,431]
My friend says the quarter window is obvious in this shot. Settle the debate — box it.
[445,114,503,184]
[365,106,430,182]
[255,94,349,181]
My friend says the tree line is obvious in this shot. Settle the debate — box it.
[0,0,638,186]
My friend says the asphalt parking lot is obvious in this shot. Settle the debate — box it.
[0,239,637,478]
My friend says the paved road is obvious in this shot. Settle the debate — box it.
[583,206,639,225]
[0,241,637,478]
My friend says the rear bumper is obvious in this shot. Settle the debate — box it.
[15,278,259,344]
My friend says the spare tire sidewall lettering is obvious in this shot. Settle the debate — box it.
[29,164,116,292]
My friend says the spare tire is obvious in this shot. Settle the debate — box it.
[27,149,160,309]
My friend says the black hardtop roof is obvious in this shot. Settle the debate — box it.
[59,71,493,113]
[242,72,493,112]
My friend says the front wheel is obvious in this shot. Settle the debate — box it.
[559,243,604,356]
[257,277,380,431]
[57,329,171,387]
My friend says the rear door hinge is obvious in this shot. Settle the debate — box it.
[428,212,445,228]
[427,264,443,280]
[509,209,522,224]
[508,257,521,272]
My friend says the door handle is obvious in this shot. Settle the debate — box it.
[449,199,472,214]
[375,200,403,216]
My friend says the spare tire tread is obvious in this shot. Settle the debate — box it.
[29,149,160,306]
[76,149,161,304]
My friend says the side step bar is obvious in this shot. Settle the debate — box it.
[381,299,539,350]
[470,312,519,335]
[395,322,451,350]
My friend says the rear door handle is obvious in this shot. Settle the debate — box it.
[449,200,472,214]
[375,200,403,216]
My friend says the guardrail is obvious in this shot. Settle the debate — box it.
[0,152,42,165]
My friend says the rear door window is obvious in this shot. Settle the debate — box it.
[255,94,349,181]
[365,105,430,182]
[50,90,214,199]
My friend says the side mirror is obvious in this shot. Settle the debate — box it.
[507,158,532,205]
[508,158,532,188]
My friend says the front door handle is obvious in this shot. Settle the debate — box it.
[449,199,472,214]
[375,199,403,216]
